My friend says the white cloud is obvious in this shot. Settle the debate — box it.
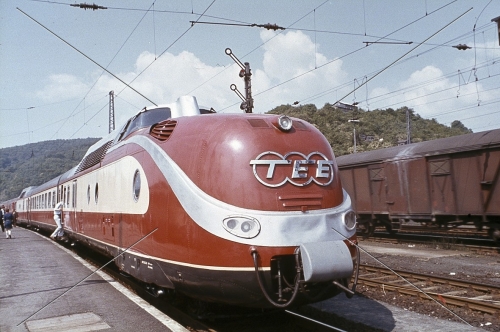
[254,30,347,109]
[36,29,348,119]
[36,74,89,101]
[368,64,498,131]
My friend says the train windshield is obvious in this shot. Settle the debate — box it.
[120,107,172,140]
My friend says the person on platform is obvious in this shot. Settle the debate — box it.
[0,205,5,232]
[4,208,13,239]
[50,201,64,239]
[12,209,17,227]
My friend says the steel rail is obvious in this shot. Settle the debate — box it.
[358,236,500,255]
[358,265,500,316]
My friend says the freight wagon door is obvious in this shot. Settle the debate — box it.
[341,166,373,213]
[406,158,431,215]
[480,149,500,215]
[384,161,409,215]
[428,157,456,214]
[367,165,387,214]
[452,152,483,215]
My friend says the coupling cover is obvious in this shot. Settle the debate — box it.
[300,241,353,283]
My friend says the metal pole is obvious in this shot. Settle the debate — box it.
[354,127,357,153]
[109,91,115,133]
[348,119,360,153]
[406,108,411,145]
[244,62,253,113]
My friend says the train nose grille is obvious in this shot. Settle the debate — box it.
[150,120,177,141]
[278,193,323,211]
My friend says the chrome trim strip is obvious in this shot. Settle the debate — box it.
[74,228,265,272]
[26,219,263,271]
[110,136,355,246]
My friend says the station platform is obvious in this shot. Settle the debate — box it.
[0,227,188,332]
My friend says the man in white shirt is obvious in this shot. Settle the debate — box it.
[50,201,64,239]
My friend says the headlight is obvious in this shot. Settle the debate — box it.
[273,115,293,131]
[223,216,261,238]
[343,210,357,230]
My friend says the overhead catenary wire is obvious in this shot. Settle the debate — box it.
[332,8,474,106]
[112,0,218,100]
[5,0,499,147]
[17,8,158,106]
[13,1,202,150]
[218,0,461,111]
[187,0,330,99]
[53,0,162,143]
[8,1,217,149]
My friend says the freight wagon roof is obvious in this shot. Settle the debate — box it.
[336,128,500,167]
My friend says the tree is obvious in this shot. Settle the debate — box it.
[451,120,472,133]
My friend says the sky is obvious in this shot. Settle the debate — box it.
[1,0,499,149]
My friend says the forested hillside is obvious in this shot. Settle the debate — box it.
[0,138,99,201]
[268,104,471,156]
[0,105,472,202]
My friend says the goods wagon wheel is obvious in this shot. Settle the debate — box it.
[384,223,396,235]
[357,220,375,237]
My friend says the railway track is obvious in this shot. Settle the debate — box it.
[359,231,500,255]
[398,225,490,237]
[357,264,500,317]
[358,223,497,241]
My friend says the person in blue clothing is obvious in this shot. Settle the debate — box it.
[4,208,13,239]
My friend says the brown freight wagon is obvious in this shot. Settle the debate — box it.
[336,129,500,240]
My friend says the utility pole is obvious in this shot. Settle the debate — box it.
[348,119,360,153]
[406,108,411,145]
[109,91,115,133]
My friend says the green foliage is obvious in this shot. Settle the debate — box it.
[0,138,99,201]
[267,104,472,156]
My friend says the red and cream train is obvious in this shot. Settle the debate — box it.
[4,96,359,308]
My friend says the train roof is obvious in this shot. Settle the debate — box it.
[78,96,204,162]
[27,167,78,196]
[5,96,214,201]
[336,128,500,167]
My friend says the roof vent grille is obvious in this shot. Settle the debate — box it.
[150,120,177,141]
[75,140,113,174]
[247,119,269,128]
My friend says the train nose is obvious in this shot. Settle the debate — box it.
[300,241,354,282]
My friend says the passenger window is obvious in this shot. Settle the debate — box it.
[95,183,99,204]
[133,170,141,201]
[87,185,91,204]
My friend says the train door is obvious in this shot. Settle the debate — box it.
[63,185,69,230]
[72,180,78,232]
[26,198,31,224]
